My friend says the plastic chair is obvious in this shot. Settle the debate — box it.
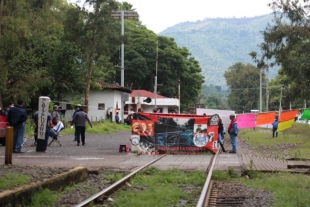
[48,128,63,147]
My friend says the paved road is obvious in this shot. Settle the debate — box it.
[2,131,307,172]
[0,131,217,171]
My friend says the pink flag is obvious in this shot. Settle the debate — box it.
[237,113,256,129]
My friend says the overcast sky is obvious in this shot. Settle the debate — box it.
[68,0,274,34]
[122,0,274,33]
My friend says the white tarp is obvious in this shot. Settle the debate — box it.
[196,108,235,127]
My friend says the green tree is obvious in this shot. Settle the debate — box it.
[113,20,204,111]
[224,62,267,113]
[0,0,67,107]
[252,0,310,102]
[62,0,119,112]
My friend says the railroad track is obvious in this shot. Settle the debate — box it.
[74,151,221,207]
[74,154,166,207]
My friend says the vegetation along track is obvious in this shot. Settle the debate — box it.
[74,155,166,207]
[74,153,218,207]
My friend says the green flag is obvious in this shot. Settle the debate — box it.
[300,109,310,120]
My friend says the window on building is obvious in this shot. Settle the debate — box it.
[66,104,73,110]
[98,103,105,110]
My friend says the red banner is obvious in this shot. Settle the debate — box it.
[130,113,219,154]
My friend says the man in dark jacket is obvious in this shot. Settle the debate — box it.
[7,100,28,153]
[72,107,92,146]
[72,104,81,141]
[228,114,238,153]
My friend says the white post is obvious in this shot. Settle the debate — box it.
[37,96,50,152]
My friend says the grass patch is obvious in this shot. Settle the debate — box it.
[237,172,310,207]
[213,169,310,207]
[111,167,206,207]
[240,123,310,159]
[28,189,59,207]
[24,121,130,138]
[0,173,29,190]
[57,121,130,135]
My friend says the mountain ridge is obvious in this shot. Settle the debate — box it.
[159,13,278,87]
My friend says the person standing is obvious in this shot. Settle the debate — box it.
[72,107,92,146]
[218,118,226,152]
[32,111,39,146]
[7,100,28,153]
[72,104,81,141]
[4,101,14,117]
[115,112,120,124]
[228,114,238,153]
[51,105,60,119]
[272,115,279,138]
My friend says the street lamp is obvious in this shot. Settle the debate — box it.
[111,11,139,87]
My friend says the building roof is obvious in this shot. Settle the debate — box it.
[95,81,132,93]
[130,90,166,98]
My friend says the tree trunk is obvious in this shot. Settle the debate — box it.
[0,0,4,108]
[84,38,96,114]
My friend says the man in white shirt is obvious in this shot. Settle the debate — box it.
[49,117,64,138]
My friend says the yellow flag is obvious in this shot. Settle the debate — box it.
[277,119,295,132]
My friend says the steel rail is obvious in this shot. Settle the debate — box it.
[74,154,166,207]
[196,149,220,207]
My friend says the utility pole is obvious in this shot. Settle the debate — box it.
[266,80,269,112]
[111,11,138,86]
[154,41,158,109]
[178,79,180,114]
[279,86,283,113]
[259,68,263,112]
[111,11,138,121]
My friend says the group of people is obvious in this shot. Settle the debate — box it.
[217,114,238,154]
[2,99,93,153]
[32,104,92,149]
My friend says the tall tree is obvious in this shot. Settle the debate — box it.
[64,0,119,112]
[224,62,267,113]
[0,0,67,106]
[251,0,310,102]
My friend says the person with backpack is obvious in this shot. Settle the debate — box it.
[272,115,279,138]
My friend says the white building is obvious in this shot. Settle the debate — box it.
[124,90,179,116]
[59,87,179,122]
[59,84,131,122]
